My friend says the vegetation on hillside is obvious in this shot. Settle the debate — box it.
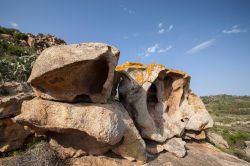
[202,95,250,162]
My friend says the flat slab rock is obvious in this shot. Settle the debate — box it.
[68,142,250,166]
[146,142,250,166]
[28,42,120,103]
[15,98,126,145]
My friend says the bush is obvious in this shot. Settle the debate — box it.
[0,40,36,57]
[0,26,18,35]
[13,31,28,40]
[0,54,37,82]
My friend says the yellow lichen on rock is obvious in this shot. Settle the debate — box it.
[146,64,165,77]
[116,62,145,71]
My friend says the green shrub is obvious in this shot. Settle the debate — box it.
[0,54,37,82]
[0,40,36,57]
[0,26,18,35]
[13,31,28,40]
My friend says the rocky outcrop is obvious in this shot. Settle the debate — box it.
[0,82,33,118]
[5,43,217,164]
[1,142,249,166]
[115,62,213,143]
[28,43,120,103]
[245,141,250,157]
[207,131,229,149]
[0,82,32,152]
[146,142,250,166]
[0,118,30,152]
[26,33,65,50]
[0,27,66,51]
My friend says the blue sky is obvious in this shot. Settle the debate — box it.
[1,0,250,96]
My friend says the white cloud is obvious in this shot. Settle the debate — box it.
[222,25,247,34]
[168,24,174,31]
[158,28,165,34]
[121,6,135,14]
[141,44,172,57]
[10,22,18,28]
[158,45,172,53]
[147,44,159,53]
[158,22,164,28]
[186,39,215,55]
[157,23,173,34]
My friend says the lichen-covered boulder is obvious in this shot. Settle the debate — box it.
[28,43,120,103]
[15,98,125,145]
[115,62,213,143]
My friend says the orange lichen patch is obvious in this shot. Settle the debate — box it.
[116,62,145,71]
[133,72,145,85]
[146,64,165,77]
[188,93,205,112]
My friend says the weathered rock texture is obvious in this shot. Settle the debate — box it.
[15,98,126,145]
[0,82,33,118]
[0,118,30,152]
[116,62,213,143]
[0,82,32,152]
[207,131,229,149]
[146,142,250,166]
[28,43,120,103]
[245,141,250,157]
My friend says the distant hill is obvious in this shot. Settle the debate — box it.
[202,95,250,115]
[201,95,250,162]
[0,26,66,83]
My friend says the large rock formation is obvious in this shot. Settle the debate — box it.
[28,43,120,103]
[1,43,232,165]
[115,62,213,144]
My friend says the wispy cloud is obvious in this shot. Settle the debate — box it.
[123,36,129,40]
[222,25,247,34]
[121,5,135,14]
[158,28,165,34]
[10,22,18,28]
[142,44,172,57]
[157,23,173,34]
[186,39,215,55]
[158,22,164,28]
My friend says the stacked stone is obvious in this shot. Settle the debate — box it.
[0,82,33,153]
[14,43,147,162]
[11,43,214,163]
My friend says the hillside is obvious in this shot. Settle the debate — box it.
[201,95,250,162]
[0,26,65,83]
